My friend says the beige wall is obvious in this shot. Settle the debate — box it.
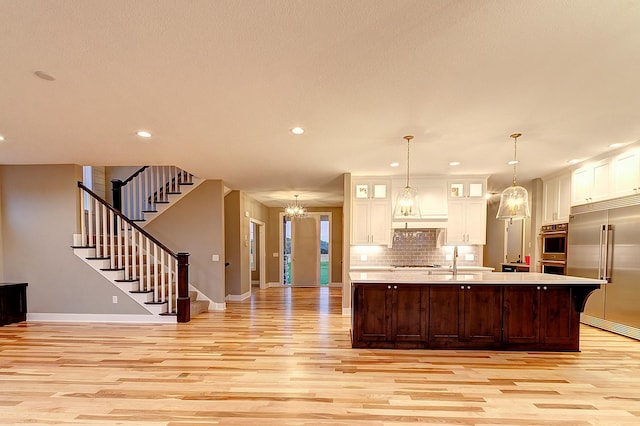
[145,180,226,303]
[0,164,148,314]
[104,166,143,204]
[224,191,242,296]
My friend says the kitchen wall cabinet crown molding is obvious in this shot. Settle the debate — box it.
[351,177,391,246]
[542,171,571,225]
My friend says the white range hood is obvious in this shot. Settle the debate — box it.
[392,218,448,229]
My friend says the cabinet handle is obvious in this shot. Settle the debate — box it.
[537,286,541,290]
[387,285,391,289]
[460,285,465,289]
[543,286,548,290]
[467,286,471,290]
[393,285,398,289]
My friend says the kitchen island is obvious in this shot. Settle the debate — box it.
[350,271,604,351]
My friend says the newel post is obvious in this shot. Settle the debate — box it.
[177,252,191,323]
[111,179,123,212]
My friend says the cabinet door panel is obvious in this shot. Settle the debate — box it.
[465,199,487,244]
[463,286,502,345]
[429,286,463,344]
[369,200,391,245]
[394,285,428,342]
[351,201,371,244]
[503,286,540,344]
[355,284,391,342]
[541,287,578,347]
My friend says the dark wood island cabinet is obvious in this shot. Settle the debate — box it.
[0,282,28,326]
[351,272,602,351]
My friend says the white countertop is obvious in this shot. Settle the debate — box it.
[350,266,494,273]
[349,271,605,286]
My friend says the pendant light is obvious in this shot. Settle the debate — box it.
[393,135,421,218]
[496,133,530,223]
[284,194,306,219]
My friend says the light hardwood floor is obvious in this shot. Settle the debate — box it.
[1,287,640,425]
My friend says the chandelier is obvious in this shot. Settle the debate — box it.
[393,135,421,218]
[285,194,306,219]
[496,133,530,223]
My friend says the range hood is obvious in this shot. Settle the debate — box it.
[392,218,448,229]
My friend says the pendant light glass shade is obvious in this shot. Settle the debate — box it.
[393,135,421,218]
[496,133,530,222]
[284,195,306,219]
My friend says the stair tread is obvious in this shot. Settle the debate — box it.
[71,245,96,249]
[86,257,110,260]
[141,210,157,213]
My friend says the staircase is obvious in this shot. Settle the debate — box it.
[112,166,203,226]
[73,171,210,322]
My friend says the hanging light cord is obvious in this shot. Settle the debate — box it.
[511,133,521,186]
[404,135,413,189]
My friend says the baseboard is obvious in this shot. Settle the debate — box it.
[208,301,226,311]
[581,314,640,341]
[342,307,351,316]
[225,290,251,302]
[329,282,343,287]
[27,313,176,324]
[268,282,283,288]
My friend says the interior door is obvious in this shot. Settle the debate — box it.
[291,215,320,285]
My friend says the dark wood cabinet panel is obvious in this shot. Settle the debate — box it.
[540,286,579,349]
[393,285,428,345]
[463,285,503,347]
[503,286,541,345]
[353,284,392,346]
[0,283,28,326]
[429,285,463,344]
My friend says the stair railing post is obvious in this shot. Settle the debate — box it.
[177,252,191,323]
[111,179,123,212]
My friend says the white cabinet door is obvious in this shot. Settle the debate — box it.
[445,199,486,245]
[571,159,610,206]
[370,200,391,245]
[613,149,640,197]
[543,172,571,224]
[465,199,487,245]
[418,181,448,218]
[351,201,372,244]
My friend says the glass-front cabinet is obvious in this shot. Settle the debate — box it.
[352,178,391,246]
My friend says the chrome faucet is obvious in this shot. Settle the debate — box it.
[452,245,458,276]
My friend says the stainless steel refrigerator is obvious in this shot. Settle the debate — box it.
[567,197,640,339]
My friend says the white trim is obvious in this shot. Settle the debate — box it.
[329,282,343,288]
[208,301,227,311]
[268,281,283,288]
[27,313,176,324]
[581,314,640,341]
[225,290,251,302]
[342,307,351,316]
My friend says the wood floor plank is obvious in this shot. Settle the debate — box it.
[1,287,640,425]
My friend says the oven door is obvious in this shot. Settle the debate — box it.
[541,260,566,275]
[541,232,567,261]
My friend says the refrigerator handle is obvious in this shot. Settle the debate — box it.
[598,224,605,280]
[603,224,612,282]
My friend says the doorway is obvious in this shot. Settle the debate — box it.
[281,212,331,286]
[249,218,266,290]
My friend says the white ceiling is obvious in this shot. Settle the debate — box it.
[1,0,639,207]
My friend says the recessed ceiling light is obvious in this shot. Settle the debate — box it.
[291,127,304,135]
[390,162,400,167]
[567,159,581,165]
[0,135,5,142]
[609,142,625,148]
[34,70,56,81]
[449,161,460,166]
[507,160,519,165]
[137,131,152,138]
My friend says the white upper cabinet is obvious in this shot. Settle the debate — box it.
[445,198,487,245]
[542,172,571,224]
[571,158,611,205]
[445,177,488,245]
[570,147,640,206]
[351,178,391,245]
[612,148,640,197]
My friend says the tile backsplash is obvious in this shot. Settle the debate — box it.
[350,229,483,268]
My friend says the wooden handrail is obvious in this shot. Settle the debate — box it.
[122,166,149,186]
[78,181,178,259]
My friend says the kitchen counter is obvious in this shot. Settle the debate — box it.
[350,265,494,273]
[350,271,604,285]
[350,272,603,351]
